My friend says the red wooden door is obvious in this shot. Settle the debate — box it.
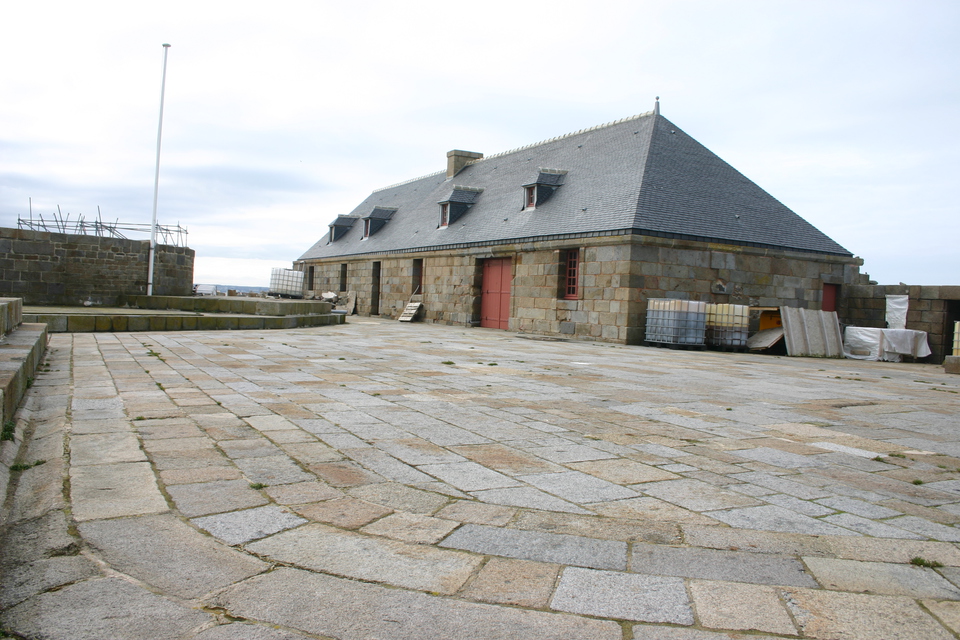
[480,258,511,329]
[822,283,839,313]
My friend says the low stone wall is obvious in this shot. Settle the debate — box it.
[0,227,194,305]
[23,312,344,333]
[122,296,333,316]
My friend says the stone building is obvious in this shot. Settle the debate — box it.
[295,107,867,344]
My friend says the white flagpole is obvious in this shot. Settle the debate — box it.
[148,43,171,296]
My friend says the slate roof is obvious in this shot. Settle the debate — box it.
[298,111,851,260]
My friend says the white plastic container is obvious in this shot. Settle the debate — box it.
[706,303,750,347]
[645,299,707,345]
[269,268,304,298]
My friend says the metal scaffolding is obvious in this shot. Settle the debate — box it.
[18,207,188,247]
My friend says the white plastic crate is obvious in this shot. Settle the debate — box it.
[954,321,959,357]
[645,299,707,345]
[269,268,304,297]
[705,303,750,347]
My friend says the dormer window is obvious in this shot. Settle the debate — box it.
[437,186,482,228]
[360,206,397,239]
[328,216,358,242]
[524,186,537,209]
[522,169,567,211]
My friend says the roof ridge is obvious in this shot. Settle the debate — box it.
[372,169,446,193]
[370,110,655,194]
[469,110,656,165]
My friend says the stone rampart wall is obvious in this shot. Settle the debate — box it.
[0,227,194,306]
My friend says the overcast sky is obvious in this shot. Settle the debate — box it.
[1,1,957,287]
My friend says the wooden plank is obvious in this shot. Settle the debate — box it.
[747,327,784,350]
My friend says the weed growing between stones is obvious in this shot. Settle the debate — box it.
[911,557,944,569]
[10,460,45,472]
[1,421,15,441]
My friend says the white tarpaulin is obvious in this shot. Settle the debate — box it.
[843,326,932,362]
[886,295,909,330]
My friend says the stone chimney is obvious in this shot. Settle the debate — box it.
[446,149,483,178]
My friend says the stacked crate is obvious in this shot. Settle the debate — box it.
[645,299,707,346]
[954,321,959,357]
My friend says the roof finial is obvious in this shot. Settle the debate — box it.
[654,96,660,115]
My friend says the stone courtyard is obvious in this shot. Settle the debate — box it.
[2,318,960,639]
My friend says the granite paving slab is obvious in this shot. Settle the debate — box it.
[781,587,954,639]
[631,544,816,587]
[192,505,308,545]
[191,624,315,640]
[79,513,268,597]
[641,478,762,512]
[519,469,638,503]
[0,577,211,640]
[166,478,269,517]
[885,515,960,541]
[551,567,693,624]
[460,557,560,608]
[69,462,168,521]
[814,494,903,519]
[418,461,522,491]
[264,480,342,504]
[632,629,794,640]
[246,524,482,594]
[360,511,459,543]
[232,455,314,485]
[820,512,926,539]
[802,556,960,599]
[293,496,392,528]
[343,447,436,483]
[0,556,100,610]
[69,432,146,465]
[347,481,450,513]
[688,580,797,635]
[705,504,860,536]
[209,566,621,640]
[439,523,627,570]
[569,458,680,484]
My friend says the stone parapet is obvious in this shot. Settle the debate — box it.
[0,227,194,305]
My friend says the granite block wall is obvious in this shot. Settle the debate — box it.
[0,228,194,305]
[295,234,861,345]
